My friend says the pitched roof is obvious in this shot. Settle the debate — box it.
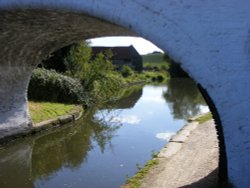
[91,45,139,60]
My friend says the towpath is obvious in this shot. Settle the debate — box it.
[140,120,218,188]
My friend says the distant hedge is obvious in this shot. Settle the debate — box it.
[28,68,83,104]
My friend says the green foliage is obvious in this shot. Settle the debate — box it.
[136,163,142,170]
[160,64,168,71]
[124,159,159,188]
[86,73,126,106]
[65,42,126,107]
[142,53,167,63]
[141,53,170,83]
[141,71,168,83]
[142,53,170,72]
[28,68,84,104]
[156,75,164,82]
[151,150,158,158]
[64,42,92,77]
[31,42,169,109]
[143,62,169,71]
[121,65,134,77]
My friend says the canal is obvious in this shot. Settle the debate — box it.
[0,78,209,188]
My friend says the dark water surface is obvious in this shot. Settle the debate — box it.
[0,79,209,188]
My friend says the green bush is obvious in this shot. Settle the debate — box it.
[28,68,84,104]
[89,73,126,103]
[121,65,133,77]
[144,64,153,71]
[151,76,156,82]
[160,64,168,71]
[156,75,164,82]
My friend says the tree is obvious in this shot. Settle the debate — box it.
[64,41,125,107]
[64,42,92,77]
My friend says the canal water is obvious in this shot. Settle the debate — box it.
[0,79,209,188]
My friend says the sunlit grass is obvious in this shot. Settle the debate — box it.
[123,159,159,188]
[28,101,79,123]
[195,112,212,124]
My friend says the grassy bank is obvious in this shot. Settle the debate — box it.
[29,101,81,123]
[195,112,212,124]
[141,53,170,83]
[123,158,159,188]
[122,71,168,84]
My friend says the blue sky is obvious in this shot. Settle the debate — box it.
[87,36,163,55]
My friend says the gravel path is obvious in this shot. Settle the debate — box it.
[140,120,219,188]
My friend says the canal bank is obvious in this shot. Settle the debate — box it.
[0,82,144,145]
[124,118,218,188]
[0,105,83,144]
[0,80,210,188]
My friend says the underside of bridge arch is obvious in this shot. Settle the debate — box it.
[0,8,134,134]
[1,1,250,187]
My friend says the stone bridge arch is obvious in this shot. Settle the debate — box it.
[0,1,250,187]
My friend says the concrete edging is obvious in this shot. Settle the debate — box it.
[0,107,83,144]
[157,121,199,159]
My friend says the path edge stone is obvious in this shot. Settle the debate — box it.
[0,106,83,144]
[158,121,199,159]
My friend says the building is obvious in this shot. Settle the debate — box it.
[91,45,143,72]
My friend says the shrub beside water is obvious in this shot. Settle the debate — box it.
[121,65,134,77]
[28,68,84,104]
[29,42,168,109]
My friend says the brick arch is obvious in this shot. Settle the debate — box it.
[1,1,250,187]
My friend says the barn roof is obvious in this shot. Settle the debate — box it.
[91,45,139,59]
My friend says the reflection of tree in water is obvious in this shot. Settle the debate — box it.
[163,78,206,120]
[0,142,35,188]
[89,110,121,153]
[32,111,121,181]
[108,86,143,110]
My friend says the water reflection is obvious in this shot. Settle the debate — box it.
[32,113,121,181]
[0,80,208,188]
[0,112,121,187]
[155,132,175,141]
[164,78,207,120]
[107,86,143,110]
[0,142,34,188]
[97,111,141,125]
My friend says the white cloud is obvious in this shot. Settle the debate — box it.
[141,96,165,103]
[110,115,141,125]
[155,132,175,141]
